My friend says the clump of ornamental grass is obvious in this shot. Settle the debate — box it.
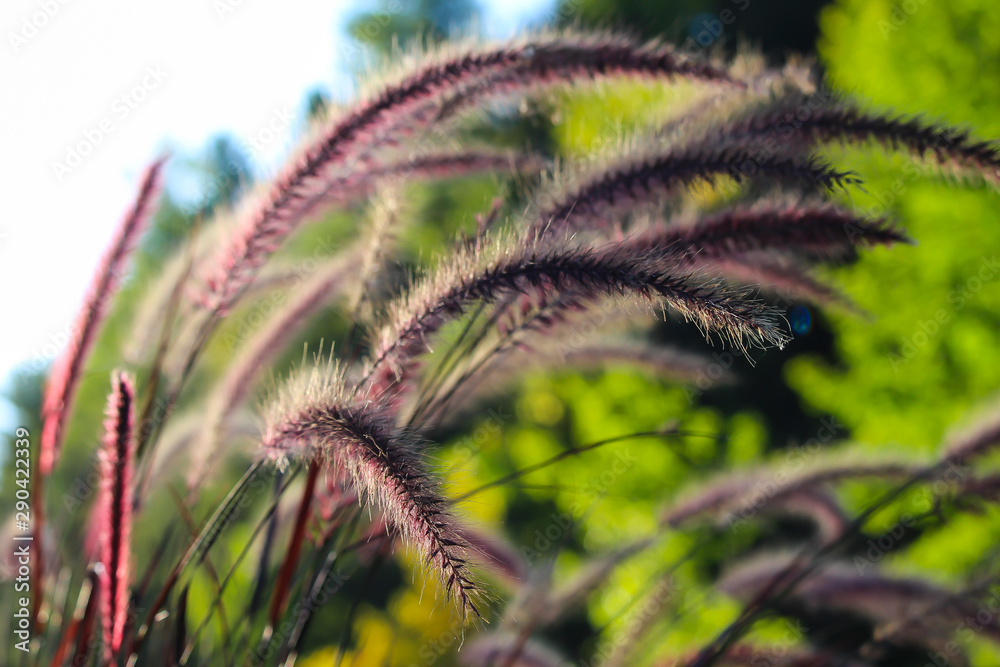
[22,27,1000,667]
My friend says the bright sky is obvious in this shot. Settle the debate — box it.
[0,0,553,429]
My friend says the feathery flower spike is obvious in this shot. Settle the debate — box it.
[39,157,165,474]
[98,371,137,662]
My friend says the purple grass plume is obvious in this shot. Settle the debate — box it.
[197,32,739,315]
[263,361,482,620]
[363,235,789,405]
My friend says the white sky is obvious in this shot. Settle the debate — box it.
[0,0,552,429]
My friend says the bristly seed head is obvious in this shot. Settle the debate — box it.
[263,360,483,620]
[98,371,137,662]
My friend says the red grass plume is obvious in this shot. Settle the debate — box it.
[39,158,165,475]
[97,371,137,662]
[263,362,482,620]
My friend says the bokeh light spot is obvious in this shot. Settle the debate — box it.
[790,306,813,335]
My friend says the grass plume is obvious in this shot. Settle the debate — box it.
[40,157,165,475]
[98,371,137,662]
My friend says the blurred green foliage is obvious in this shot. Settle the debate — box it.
[793,0,1000,453]
[790,5,1000,661]
[790,0,1000,537]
